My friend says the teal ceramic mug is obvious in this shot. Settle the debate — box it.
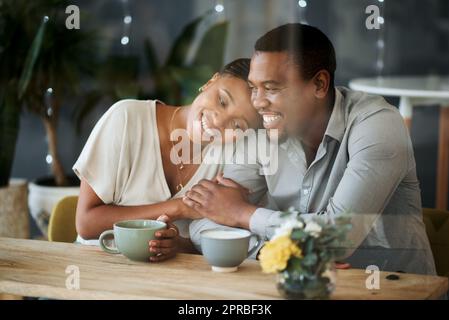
[200,228,262,272]
[99,219,166,262]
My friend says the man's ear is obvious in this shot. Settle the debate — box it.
[312,70,331,99]
[199,72,220,92]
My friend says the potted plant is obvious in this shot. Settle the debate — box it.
[74,10,229,126]
[143,10,228,105]
[5,3,228,237]
[0,0,98,237]
[259,208,352,300]
[0,1,48,238]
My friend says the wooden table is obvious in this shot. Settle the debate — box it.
[349,76,449,210]
[0,238,447,300]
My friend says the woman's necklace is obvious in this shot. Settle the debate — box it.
[168,107,200,193]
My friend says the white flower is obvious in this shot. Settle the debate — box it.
[304,221,322,238]
[271,217,304,240]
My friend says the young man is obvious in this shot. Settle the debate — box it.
[183,23,436,275]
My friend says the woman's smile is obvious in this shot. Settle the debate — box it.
[200,111,220,137]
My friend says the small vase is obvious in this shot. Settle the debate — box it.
[276,263,336,300]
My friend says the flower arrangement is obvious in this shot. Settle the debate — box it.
[259,208,352,299]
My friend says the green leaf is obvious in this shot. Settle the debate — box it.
[73,90,103,134]
[317,235,335,245]
[319,250,330,262]
[152,12,228,104]
[115,83,140,100]
[286,256,303,274]
[97,55,141,100]
[99,55,140,83]
[0,86,20,186]
[191,20,228,71]
[167,65,214,104]
[291,229,307,242]
[301,253,318,267]
[144,38,159,75]
[152,67,182,105]
[18,16,47,98]
[165,14,205,67]
[305,238,314,253]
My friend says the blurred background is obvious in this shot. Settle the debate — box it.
[1,0,448,238]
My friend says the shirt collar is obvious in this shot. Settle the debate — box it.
[279,87,345,151]
[324,88,346,143]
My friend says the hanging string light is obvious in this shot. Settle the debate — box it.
[376,0,386,78]
[120,0,132,50]
[44,87,54,165]
[214,2,224,13]
[297,0,308,24]
[214,0,225,23]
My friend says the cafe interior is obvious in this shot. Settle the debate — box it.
[0,0,448,301]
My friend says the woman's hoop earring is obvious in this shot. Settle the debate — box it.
[198,85,204,92]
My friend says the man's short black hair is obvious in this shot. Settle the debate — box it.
[254,23,336,87]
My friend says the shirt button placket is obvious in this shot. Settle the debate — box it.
[300,169,312,212]
[300,184,309,213]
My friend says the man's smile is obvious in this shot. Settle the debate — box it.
[260,111,283,128]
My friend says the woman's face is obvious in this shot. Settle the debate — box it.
[187,74,262,145]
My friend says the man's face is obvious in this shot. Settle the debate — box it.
[248,51,316,142]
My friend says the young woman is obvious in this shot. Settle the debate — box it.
[73,58,262,262]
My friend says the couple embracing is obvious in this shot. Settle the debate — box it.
[74,23,436,275]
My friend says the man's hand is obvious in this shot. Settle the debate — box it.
[182,173,257,228]
[174,198,203,220]
[148,215,179,262]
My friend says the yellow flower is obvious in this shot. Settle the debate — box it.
[259,235,302,273]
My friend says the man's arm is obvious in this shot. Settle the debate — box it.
[185,108,411,252]
[187,149,269,249]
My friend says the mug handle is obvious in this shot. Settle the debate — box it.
[247,233,262,258]
[99,230,120,254]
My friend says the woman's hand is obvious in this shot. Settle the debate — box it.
[175,198,203,220]
[148,215,180,262]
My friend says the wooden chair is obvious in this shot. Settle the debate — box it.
[48,196,78,243]
[423,208,449,277]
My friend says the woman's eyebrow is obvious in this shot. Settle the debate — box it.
[222,88,234,104]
